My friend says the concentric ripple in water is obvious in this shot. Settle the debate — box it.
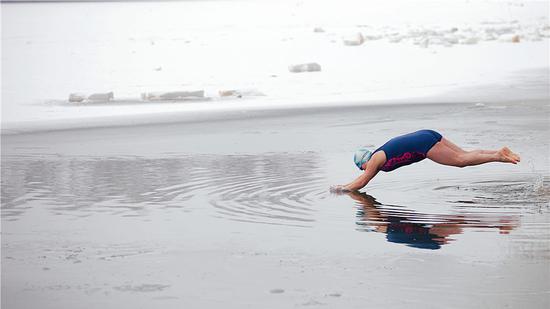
[206,154,327,227]
[1,153,328,226]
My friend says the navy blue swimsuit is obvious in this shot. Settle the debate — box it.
[374,130,443,172]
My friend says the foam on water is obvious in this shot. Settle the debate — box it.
[435,177,550,208]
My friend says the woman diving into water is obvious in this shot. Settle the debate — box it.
[331,129,520,193]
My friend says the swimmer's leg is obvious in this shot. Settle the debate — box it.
[428,142,519,167]
[441,138,496,155]
[441,138,467,153]
[469,149,499,155]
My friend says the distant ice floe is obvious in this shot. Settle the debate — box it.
[68,92,114,103]
[141,90,205,101]
[68,93,86,103]
[288,63,322,73]
[338,20,549,48]
[66,88,269,104]
[498,34,521,43]
[219,89,266,98]
[88,92,114,101]
[343,33,364,46]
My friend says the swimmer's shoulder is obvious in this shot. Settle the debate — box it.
[368,151,387,170]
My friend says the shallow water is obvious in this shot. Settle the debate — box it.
[355,176,550,250]
[2,154,548,242]
[1,153,328,226]
[2,101,550,308]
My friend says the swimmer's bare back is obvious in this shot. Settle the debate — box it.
[331,130,520,193]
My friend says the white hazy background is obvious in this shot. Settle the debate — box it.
[1,0,549,129]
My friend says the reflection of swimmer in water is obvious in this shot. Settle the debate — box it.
[348,191,517,250]
[331,130,520,193]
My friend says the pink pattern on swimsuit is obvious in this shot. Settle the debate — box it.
[381,151,426,172]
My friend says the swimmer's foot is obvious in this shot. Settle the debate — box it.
[502,147,521,162]
[499,147,520,164]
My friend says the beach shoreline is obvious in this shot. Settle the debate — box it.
[2,67,549,135]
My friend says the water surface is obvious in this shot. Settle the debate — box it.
[2,101,549,308]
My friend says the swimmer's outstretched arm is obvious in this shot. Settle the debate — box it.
[331,153,385,193]
[342,168,379,192]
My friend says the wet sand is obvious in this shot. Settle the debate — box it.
[2,100,550,308]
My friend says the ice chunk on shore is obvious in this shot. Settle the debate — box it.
[359,21,547,48]
[388,34,403,43]
[68,93,86,103]
[219,90,241,98]
[141,90,205,101]
[498,34,521,43]
[363,34,382,41]
[486,25,516,36]
[459,37,479,45]
[343,33,364,46]
[68,92,114,103]
[88,92,114,102]
[219,89,265,98]
[417,37,429,48]
[288,63,322,73]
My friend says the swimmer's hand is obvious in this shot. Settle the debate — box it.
[330,185,351,194]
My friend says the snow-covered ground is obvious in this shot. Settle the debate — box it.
[1,0,549,131]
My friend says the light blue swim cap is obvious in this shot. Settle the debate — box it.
[354,147,372,170]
